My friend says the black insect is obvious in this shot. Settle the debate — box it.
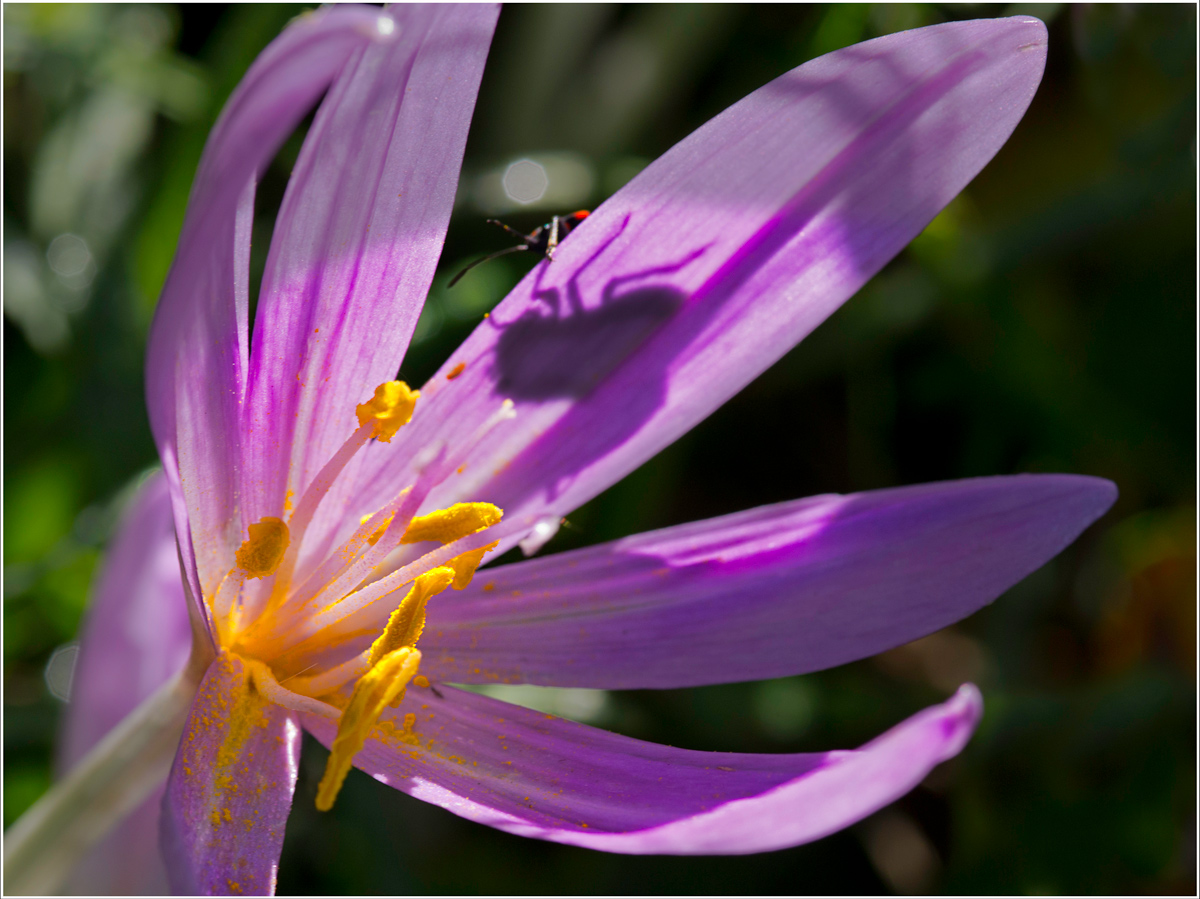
[448,210,590,288]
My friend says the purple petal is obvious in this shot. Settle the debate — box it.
[344,16,1049,551]
[241,5,499,546]
[145,6,396,623]
[59,472,190,768]
[57,471,190,894]
[420,475,1115,688]
[303,682,982,854]
[160,654,301,896]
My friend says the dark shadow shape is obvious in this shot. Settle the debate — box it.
[487,214,706,404]
[480,215,708,501]
[492,287,684,402]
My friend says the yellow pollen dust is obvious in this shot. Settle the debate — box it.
[401,502,501,545]
[234,517,290,579]
[360,511,397,547]
[316,646,421,811]
[355,381,419,442]
[368,567,454,666]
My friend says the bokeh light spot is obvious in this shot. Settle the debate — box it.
[503,159,549,205]
[44,642,79,702]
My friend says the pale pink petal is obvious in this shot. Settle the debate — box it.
[145,6,397,623]
[241,5,499,555]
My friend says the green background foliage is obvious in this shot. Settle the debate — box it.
[4,4,1195,894]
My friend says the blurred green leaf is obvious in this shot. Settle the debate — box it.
[3,455,80,564]
[3,764,51,829]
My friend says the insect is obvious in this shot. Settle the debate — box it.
[448,210,590,288]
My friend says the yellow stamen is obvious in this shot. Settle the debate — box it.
[234,517,290,579]
[355,381,419,442]
[315,646,421,811]
[401,502,502,545]
[368,567,454,666]
[446,541,499,590]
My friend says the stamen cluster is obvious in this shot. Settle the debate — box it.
[212,381,505,808]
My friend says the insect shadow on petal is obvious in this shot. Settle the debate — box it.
[488,213,709,403]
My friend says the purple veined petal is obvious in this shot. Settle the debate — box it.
[56,471,191,895]
[241,5,499,557]
[419,474,1116,689]
[302,682,982,855]
[145,5,397,625]
[59,473,190,768]
[340,16,1049,554]
[160,653,301,896]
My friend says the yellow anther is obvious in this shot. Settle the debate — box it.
[234,517,290,579]
[355,381,419,442]
[315,646,420,811]
[401,502,502,545]
[447,541,499,590]
[368,567,454,666]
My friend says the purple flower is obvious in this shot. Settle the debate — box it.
[23,5,1116,896]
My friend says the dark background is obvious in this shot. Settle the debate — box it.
[4,4,1195,894]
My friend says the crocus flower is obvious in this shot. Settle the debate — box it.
[19,5,1118,896]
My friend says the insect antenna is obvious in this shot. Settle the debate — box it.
[447,244,530,288]
[485,218,533,241]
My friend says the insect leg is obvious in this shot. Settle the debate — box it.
[448,244,530,288]
[545,215,561,260]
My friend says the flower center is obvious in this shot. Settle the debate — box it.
[207,380,508,810]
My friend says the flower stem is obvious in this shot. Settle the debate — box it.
[3,667,200,895]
